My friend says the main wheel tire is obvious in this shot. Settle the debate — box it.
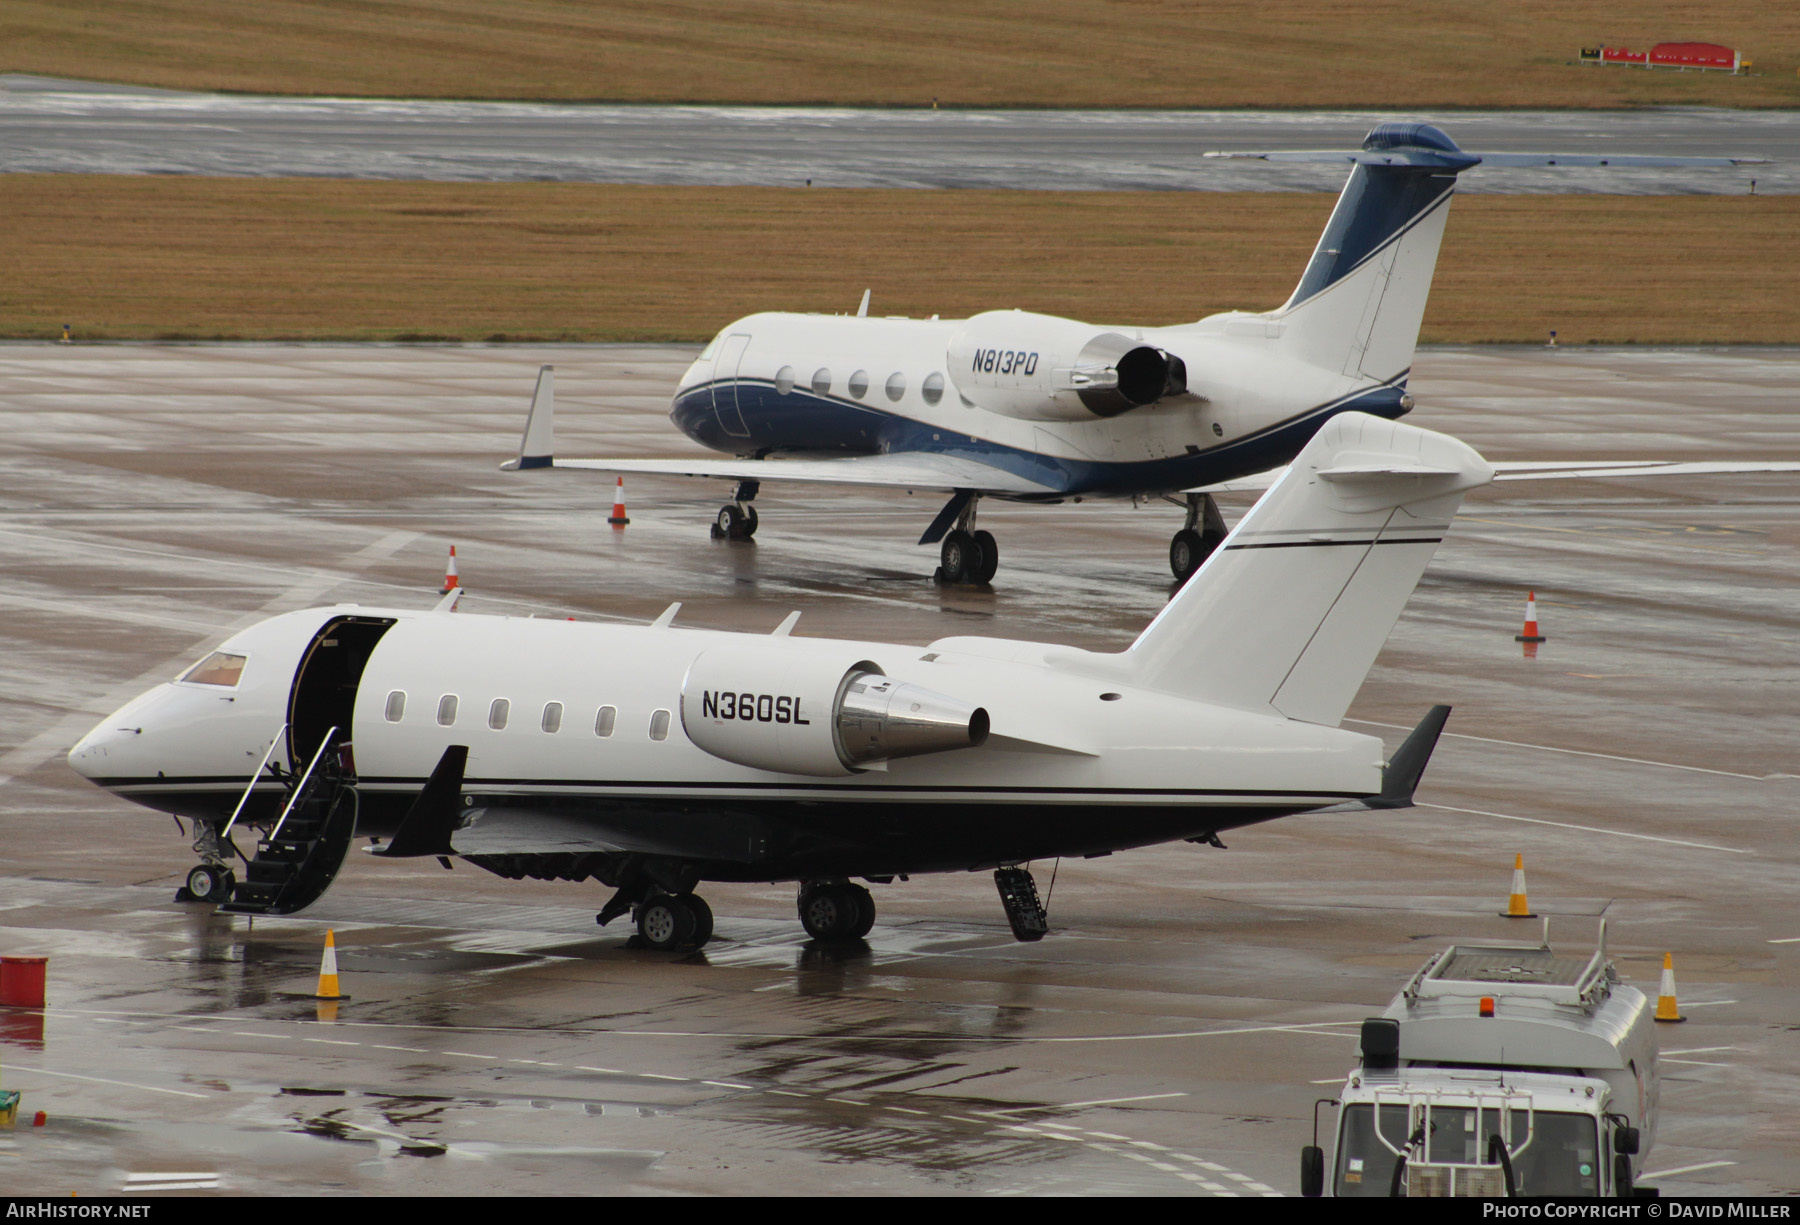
[637,894,697,951]
[686,894,715,948]
[847,884,876,939]
[716,503,745,539]
[186,863,227,903]
[1170,528,1205,583]
[971,530,999,584]
[740,504,759,539]
[798,884,859,942]
[940,530,977,584]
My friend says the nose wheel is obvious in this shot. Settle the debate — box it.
[181,862,236,904]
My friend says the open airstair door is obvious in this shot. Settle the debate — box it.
[286,614,396,769]
[218,734,359,916]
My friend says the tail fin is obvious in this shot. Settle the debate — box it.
[1126,412,1492,725]
[1274,123,1478,384]
[501,365,555,471]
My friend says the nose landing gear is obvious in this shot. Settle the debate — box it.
[711,479,760,540]
[175,820,239,904]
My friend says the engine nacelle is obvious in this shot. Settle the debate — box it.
[679,643,989,777]
[946,310,1187,421]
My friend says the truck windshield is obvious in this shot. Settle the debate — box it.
[1337,1105,1600,1196]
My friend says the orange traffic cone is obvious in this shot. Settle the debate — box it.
[314,930,346,1001]
[1515,591,1547,643]
[439,545,460,594]
[1501,854,1536,918]
[608,477,630,527]
[1654,952,1686,1023]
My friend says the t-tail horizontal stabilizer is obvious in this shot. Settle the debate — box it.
[500,365,555,471]
[372,744,468,857]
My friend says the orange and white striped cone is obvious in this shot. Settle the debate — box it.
[1501,853,1536,918]
[314,929,346,1000]
[1654,952,1686,1023]
[607,477,630,527]
[439,545,460,594]
[1515,591,1547,643]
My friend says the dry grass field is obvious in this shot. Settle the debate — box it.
[6,0,1799,108]
[4,176,1795,344]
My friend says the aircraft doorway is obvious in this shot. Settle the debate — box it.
[287,615,396,770]
[711,333,753,438]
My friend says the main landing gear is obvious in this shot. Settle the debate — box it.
[797,879,876,943]
[634,891,715,952]
[1169,491,1228,585]
[711,479,760,541]
[935,494,998,586]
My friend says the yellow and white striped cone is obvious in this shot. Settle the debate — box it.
[1654,952,1686,1023]
[1501,853,1536,918]
[314,929,345,1000]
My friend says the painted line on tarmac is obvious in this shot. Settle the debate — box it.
[1421,803,1749,853]
[9,1064,209,1099]
[1344,718,1769,780]
[1641,1159,1737,1179]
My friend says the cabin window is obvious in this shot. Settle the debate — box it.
[811,368,831,396]
[488,698,510,730]
[884,372,905,402]
[922,372,945,406]
[181,652,247,687]
[437,694,459,726]
[649,709,671,741]
[541,701,563,733]
[594,705,617,737]
[847,370,869,399]
[383,690,406,722]
[775,366,795,395]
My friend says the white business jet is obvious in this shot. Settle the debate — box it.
[504,121,1758,585]
[72,412,1488,949]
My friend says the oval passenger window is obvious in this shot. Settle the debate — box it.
[488,698,510,730]
[811,368,832,395]
[437,694,459,726]
[847,370,869,399]
[649,709,671,741]
[775,366,795,395]
[541,701,563,733]
[885,372,906,402]
[384,690,406,722]
[595,705,617,737]
[922,372,945,406]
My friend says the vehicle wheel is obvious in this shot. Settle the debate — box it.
[971,530,999,584]
[186,863,227,903]
[716,503,745,539]
[1170,528,1205,583]
[798,884,858,942]
[940,530,977,584]
[686,894,715,948]
[637,894,697,951]
[740,504,759,539]
[847,884,876,939]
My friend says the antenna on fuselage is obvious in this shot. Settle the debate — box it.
[856,289,870,318]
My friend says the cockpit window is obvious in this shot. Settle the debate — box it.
[698,335,721,362]
[181,652,247,687]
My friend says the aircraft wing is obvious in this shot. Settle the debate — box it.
[548,452,1057,496]
[1183,459,1800,498]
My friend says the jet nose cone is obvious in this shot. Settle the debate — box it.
[67,719,141,781]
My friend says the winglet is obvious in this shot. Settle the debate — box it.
[856,289,871,318]
[372,745,468,857]
[772,611,801,636]
[1368,704,1452,809]
[651,601,682,629]
[500,365,555,471]
[432,587,464,614]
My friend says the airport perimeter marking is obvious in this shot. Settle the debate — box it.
[7,1063,210,1099]
[1419,803,1749,854]
[1344,718,1771,780]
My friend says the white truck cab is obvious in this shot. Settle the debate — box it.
[1303,929,1660,1197]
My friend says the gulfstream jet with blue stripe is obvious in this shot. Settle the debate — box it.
[506,122,1761,585]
